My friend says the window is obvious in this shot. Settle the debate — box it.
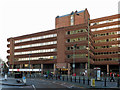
[15,41,57,49]
[67,31,70,35]
[66,29,87,35]
[67,54,86,59]
[67,37,86,43]
[67,39,70,42]
[67,47,70,50]
[67,55,70,58]
[15,34,57,43]
[71,15,74,26]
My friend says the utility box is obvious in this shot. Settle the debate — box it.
[91,78,95,87]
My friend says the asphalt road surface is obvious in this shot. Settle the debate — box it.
[1,78,67,90]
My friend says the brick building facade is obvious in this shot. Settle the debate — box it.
[7,9,120,76]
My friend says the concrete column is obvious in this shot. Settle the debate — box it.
[85,63,88,69]
[41,64,43,75]
[20,64,22,69]
[68,63,71,76]
[9,38,15,65]
[53,64,56,75]
[30,64,32,76]
[30,64,33,69]
[107,64,109,74]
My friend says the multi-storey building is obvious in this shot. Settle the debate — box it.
[90,14,120,74]
[7,8,120,76]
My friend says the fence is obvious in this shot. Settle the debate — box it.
[8,72,120,88]
[39,75,120,88]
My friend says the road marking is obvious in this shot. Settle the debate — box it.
[52,81,56,83]
[39,78,83,88]
[32,84,36,90]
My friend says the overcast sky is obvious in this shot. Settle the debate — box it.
[0,0,120,62]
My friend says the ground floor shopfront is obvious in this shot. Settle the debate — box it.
[9,62,119,77]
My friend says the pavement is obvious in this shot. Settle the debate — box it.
[36,76,120,89]
[0,75,27,86]
[0,76,67,89]
[0,75,120,89]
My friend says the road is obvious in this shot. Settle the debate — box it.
[1,75,119,89]
[1,80,67,90]
[25,78,68,88]
[0,76,67,90]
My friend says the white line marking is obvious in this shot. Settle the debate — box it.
[32,84,36,90]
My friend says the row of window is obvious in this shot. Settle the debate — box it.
[15,41,57,49]
[67,46,86,50]
[94,58,119,61]
[15,34,57,43]
[14,48,57,55]
[66,29,87,35]
[94,51,120,55]
[91,18,119,26]
[67,37,87,43]
[95,38,120,43]
[91,25,119,31]
[94,44,120,49]
[67,54,86,59]
[18,56,57,61]
[93,31,119,37]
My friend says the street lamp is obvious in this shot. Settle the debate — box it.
[28,54,32,77]
[76,12,90,78]
[87,18,90,78]
[118,48,120,85]
[72,44,77,75]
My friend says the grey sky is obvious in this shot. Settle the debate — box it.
[0,0,119,62]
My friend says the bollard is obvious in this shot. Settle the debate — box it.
[22,76,26,85]
[79,77,80,83]
[71,76,72,82]
[5,74,7,81]
[75,76,76,83]
[83,78,85,84]
[63,76,64,81]
[67,76,68,81]
[88,78,89,85]
[56,75,57,80]
[117,79,119,87]
[104,78,106,87]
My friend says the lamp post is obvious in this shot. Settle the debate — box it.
[72,44,77,75]
[73,46,75,75]
[28,54,31,77]
[87,18,90,78]
[76,12,90,78]
[118,58,120,84]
